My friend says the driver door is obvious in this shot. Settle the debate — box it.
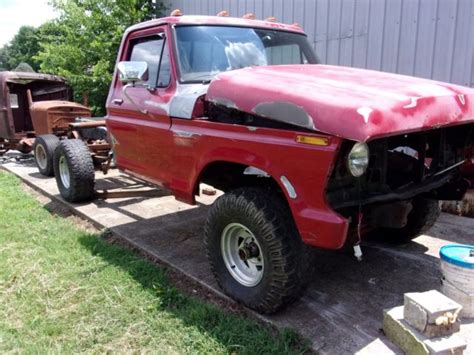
[108,26,174,182]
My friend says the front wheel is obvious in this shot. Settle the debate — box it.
[204,188,309,314]
[53,139,95,203]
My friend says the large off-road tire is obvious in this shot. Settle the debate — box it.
[204,188,310,314]
[53,139,95,203]
[377,198,440,244]
[33,134,60,176]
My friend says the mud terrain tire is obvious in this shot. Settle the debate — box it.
[53,139,95,203]
[378,198,440,244]
[205,188,310,314]
[33,135,60,176]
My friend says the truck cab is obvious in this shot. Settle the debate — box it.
[54,12,474,313]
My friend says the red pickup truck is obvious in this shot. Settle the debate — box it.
[52,14,474,313]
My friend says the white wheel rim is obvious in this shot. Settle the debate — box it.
[59,155,70,189]
[35,144,47,170]
[221,223,264,287]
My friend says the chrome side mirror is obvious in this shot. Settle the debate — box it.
[117,61,148,84]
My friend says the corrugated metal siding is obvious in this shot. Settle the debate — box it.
[164,0,474,87]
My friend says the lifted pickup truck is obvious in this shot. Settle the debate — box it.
[53,13,474,313]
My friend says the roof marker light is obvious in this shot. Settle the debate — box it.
[216,10,229,17]
[265,16,277,22]
[170,9,183,16]
[242,13,256,19]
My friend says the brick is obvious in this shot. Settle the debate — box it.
[404,290,462,337]
[384,306,430,355]
[384,306,467,355]
[424,335,467,355]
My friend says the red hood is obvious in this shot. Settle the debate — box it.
[206,65,474,142]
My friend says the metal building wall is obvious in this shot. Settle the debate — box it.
[165,0,474,87]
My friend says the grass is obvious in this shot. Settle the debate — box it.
[0,171,308,353]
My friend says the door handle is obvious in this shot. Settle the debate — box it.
[112,98,123,105]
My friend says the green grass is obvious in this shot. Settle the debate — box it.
[0,171,307,353]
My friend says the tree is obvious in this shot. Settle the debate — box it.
[14,63,36,72]
[36,0,166,115]
[1,26,41,71]
[0,47,8,70]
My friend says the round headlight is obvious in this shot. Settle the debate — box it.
[347,142,369,177]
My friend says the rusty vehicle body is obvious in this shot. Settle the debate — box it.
[0,71,111,176]
[0,71,73,153]
[51,13,474,314]
[28,92,91,136]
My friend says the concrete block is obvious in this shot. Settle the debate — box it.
[384,306,467,355]
[404,290,462,337]
[424,336,467,355]
[384,306,430,355]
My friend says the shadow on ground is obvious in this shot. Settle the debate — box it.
[77,231,308,354]
[81,193,473,353]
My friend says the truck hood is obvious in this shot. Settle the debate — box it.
[206,65,474,142]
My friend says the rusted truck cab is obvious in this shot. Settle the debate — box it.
[0,71,88,154]
[53,13,474,313]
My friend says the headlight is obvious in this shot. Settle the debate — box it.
[347,142,369,177]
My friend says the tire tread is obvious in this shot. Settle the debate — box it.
[53,139,95,202]
[204,188,310,314]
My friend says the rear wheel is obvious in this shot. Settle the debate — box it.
[53,139,95,202]
[33,135,60,176]
[204,188,309,314]
[377,198,440,244]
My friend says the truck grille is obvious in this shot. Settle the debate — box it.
[326,123,474,210]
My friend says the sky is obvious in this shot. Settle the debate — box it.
[0,0,57,47]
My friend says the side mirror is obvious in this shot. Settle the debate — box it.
[117,61,148,84]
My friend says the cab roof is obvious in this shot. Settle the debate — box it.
[125,15,306,35]
[0,71,65,85]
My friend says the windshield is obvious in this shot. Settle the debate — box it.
[174,25,318,83]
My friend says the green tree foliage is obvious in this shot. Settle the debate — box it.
[36,0,166,115]
[0,47,8,70]
[0,26,41,71]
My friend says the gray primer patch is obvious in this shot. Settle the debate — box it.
[169,83,209,119]
[252,101,315,130]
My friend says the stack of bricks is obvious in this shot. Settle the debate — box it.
[384,290,467,354]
